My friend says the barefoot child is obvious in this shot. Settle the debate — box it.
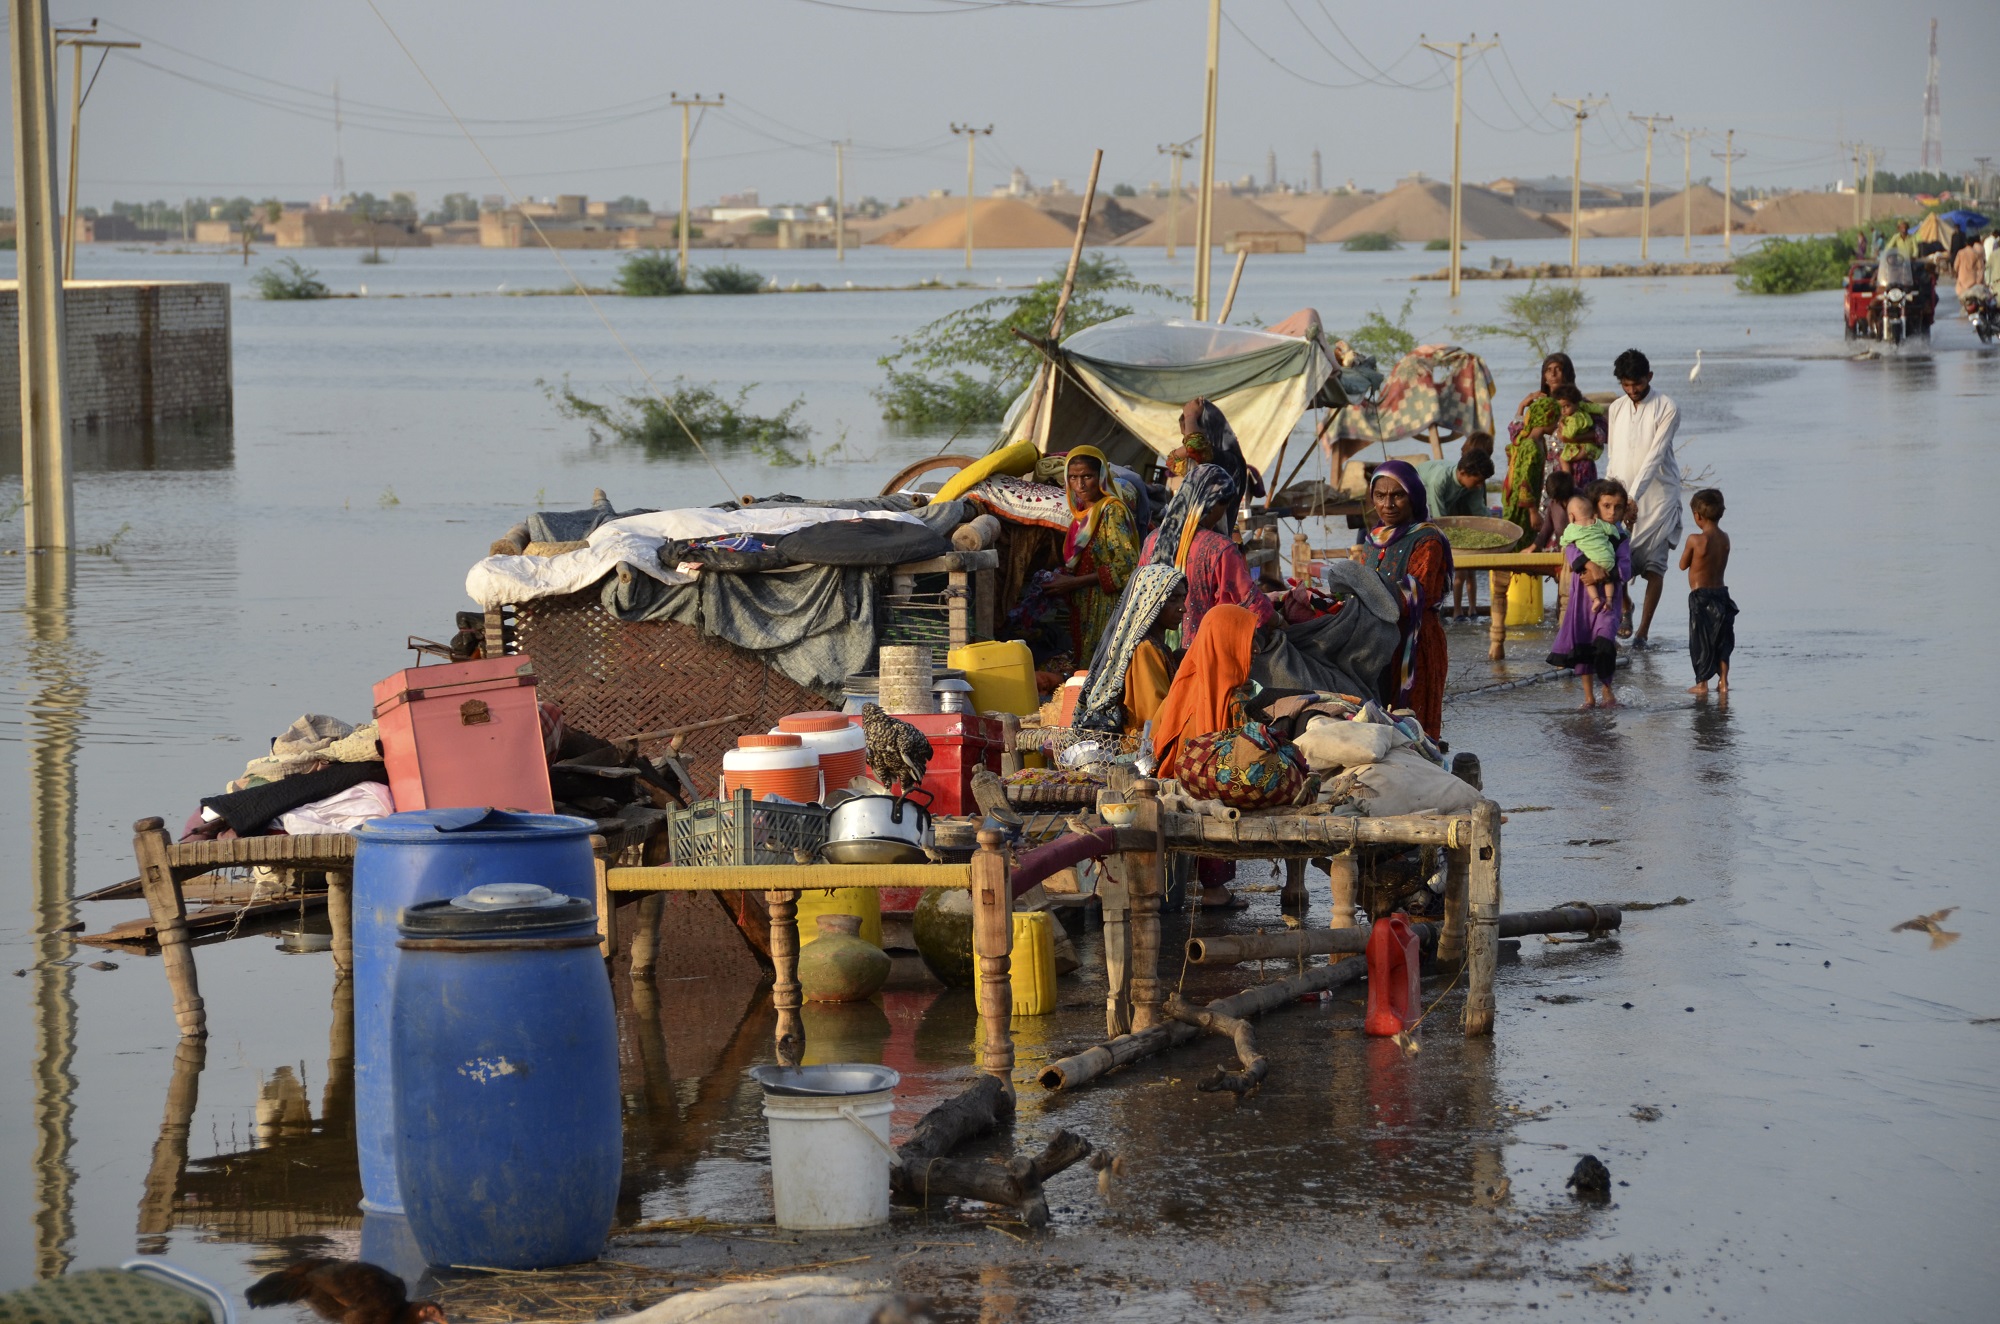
[1546,479,1633,709]
[1551,385,1605,487]
[1559,489,1627,613]
[1679,488,1737,696]
[1534,469,1576,550]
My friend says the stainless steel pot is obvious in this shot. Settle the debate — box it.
[822,790,933,864]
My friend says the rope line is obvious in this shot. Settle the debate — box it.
[360,0,744,501]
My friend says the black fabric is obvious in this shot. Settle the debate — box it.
[1688,586,1738,683]
[660,537,796,574]
[776,518,951,568]
[1247,609,1397,705]
[200,761,389,836]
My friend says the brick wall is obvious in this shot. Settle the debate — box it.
[0,280,233,433]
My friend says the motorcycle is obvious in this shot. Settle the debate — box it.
[1842,251,1936,343]
[1965,284,2000,344]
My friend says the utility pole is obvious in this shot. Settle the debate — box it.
[949,122,992,270]
[1628,112,1672,261]
[1863,145,1877,224]
[1919,18,1942,170]
[1711,130,1745,252]
[833,139,847,262]
[1193,0,1221,318]
[1157,136,1196,260]
[11,0,72,551]
[55,22,139,281]
[671,92,723,280]
[1843,141,1862,229]
[332,80,346,199]
[1673,127,1703,257]
[1552,95,1606,272]
[1421,34,1496,298]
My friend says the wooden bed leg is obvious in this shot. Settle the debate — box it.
[974,565,996,641]
[137,1036,206,1240]
[133,818,206,1039]
[998,713,1022,777]
[948,568,971,649]
[1463,800,1503,1037]
[766,889,804,1065]
[1098,855,1132,1038]
[590,835,616,960]
[1126,780,1165,1034]
[1325,853,1357,929]
[1438,826,1471,964]
[1487,570,1510,661]
[326,869,354,980]
[971,829,1016,1099]
[629,893,664,980]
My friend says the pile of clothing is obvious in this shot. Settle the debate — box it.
[182,714,392,842]
[1260,693,1480,817]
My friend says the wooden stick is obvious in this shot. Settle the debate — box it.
[1487,570,1510,660]
[1185,904,1620,965]
[765,889,803,1066]
[591,835,616,960]
[1463,799,1504,1036]
[1124,780,1166,1034]
[970,827,1015,1098]
[618,713,749,750]
[1216,249,1249,322]
[326,868,354,980]
[1163,809,1470,852]
[1041,957,1365,1092]
[133,818,205,1038]
[1018,148,1104,450]
[888,1076,1092,1229]
[1164,993,1267,1096]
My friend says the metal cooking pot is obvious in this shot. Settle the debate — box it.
[824,789,933,850]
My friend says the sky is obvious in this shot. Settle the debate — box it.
[3,0,1996,213]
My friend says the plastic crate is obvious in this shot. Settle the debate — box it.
[668,789,828,867]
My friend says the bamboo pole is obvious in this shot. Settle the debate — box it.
[1124,780,1166,1033]
[1216,249,1248,322]
[1020,148,1103,451]
[765,889,803,1066]
[1463,800,1503,1036]
[133,818,205,1038]
[1185,903,1620,965]
[1041,957,1365,1092]
[1193,0,1221,318]
[970,827,1015,1098]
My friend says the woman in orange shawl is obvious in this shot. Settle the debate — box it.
[1150,602,1259,908]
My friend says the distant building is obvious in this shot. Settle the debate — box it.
[1487,176,1654,211]
[274,209,431,248]
[476,193,670,248]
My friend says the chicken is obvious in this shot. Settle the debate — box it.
[246,1259,446,1324]
[860,703,931,792]
[1566,1153,1612,1201]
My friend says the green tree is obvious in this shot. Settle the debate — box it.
[1456,280,1591,359]
[874,254,1172,427]
[615,249,686,296]
[1342,290,1419,361]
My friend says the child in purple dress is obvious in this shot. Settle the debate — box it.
[1547,479,1633,709]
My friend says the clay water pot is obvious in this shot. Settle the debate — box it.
[911,887,975,989]
[798,913,890,1003]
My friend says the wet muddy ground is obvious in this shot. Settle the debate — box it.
[1,242,1996,1320]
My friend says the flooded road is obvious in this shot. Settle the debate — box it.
[1,238,1995,1320]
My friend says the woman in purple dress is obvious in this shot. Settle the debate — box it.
[1546,479,1633,709]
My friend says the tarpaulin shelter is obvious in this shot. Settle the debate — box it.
[1000,313,1345,474]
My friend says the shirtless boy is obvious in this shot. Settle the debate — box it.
[1678,488,1737,696]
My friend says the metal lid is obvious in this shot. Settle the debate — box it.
[749,1064,901,1097]
[354,808,597,841]
[398,893,595,937]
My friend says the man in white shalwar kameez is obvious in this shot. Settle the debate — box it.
[1605,348,1682,646]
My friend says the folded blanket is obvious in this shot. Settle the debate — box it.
[201,761,390,836]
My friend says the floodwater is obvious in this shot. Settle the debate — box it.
[1,235,1996,1321]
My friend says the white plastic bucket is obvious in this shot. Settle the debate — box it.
[750,1064,899,1230]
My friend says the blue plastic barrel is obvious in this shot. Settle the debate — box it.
[351,808,597,1215]
[391,886,621,1269]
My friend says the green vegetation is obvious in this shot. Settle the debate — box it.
[251,257,330,300]
[875,254,1172,427]
[698,263,766,294]
[1424,237,1462,251]
[1734,231,1860,294]
[543,374,811,466]
[1457,279,1591,360]
[1342,230,1401,252]
[748,218,781,236]
[1111,183,1137,197]
[1342,290,1419,361]
[615,249,686,296]
[1869,169,1959,197]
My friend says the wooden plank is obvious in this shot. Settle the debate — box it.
[1162,811,1469,851]
[895,549,1000,574]
[1453,550,1564,571]
[166,834,357,871]
[607,863,972,893]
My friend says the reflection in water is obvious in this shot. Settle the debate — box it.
[28,552,82,1279]
[0,419,233,476]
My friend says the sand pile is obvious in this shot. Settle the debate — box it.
[1743,191,1926,234]
[1261,192,1378,239]
[1563,186,1754,237]
[890,198,1077,249]
[1113,192,1300,247]
[1323,181,1564,243]
[854,197,959,245]
[1033,195,1153,244]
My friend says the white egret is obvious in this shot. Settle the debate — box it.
[1688,349,1703,382]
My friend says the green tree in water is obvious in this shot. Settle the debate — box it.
[874,254,1172,427]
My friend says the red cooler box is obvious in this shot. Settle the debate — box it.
[847,711,1004,915]
[372,656,554,814]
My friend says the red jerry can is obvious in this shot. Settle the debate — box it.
[372,655,554,815]
[1364,912,1421,1037]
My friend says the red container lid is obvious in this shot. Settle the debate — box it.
[738,733,803,749]
[778,712,852,733]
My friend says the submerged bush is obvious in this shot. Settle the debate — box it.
[1342,230,1401,252]
[1734,234,1851,294]
[251,257,329,300]
[874,254,1172,428]
[543,375,809,466]
[1341,290,1419,361]
[615,249,686,297]
[1457,279,1591,360]
[698,263,765,294]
